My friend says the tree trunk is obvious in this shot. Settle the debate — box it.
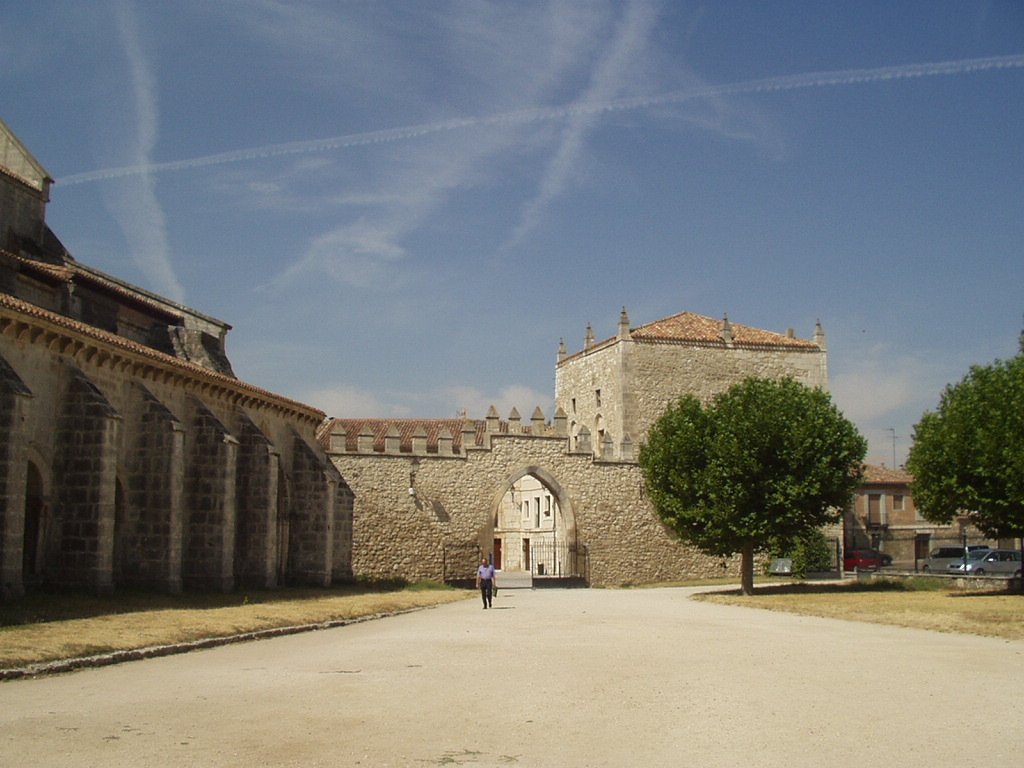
[740,542,755,595]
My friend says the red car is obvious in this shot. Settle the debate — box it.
[843,549,892,571]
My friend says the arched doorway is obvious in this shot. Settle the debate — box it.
[490,466,586,581]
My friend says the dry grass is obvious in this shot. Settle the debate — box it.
[4,578,1022,672]
[696,579,1024,640]
[0,584,470,670]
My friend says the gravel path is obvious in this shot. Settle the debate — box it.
[1,587,1021,767]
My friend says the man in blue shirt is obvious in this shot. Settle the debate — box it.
[476,558,496,609]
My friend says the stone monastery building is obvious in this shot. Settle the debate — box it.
[0,119,352,600]
[1,119,829,596]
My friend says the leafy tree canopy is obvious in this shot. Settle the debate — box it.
[906,350,1024,539]
[639,377,866,594]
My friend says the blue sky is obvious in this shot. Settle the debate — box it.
[3,1,1022,467]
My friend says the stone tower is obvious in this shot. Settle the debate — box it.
[554,308,828,459]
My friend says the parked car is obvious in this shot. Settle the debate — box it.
[843,549,892,571]
[948,549,1022,577]
[923,545,991,572]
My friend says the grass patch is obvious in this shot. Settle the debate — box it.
[0,582,468,670]
[695,579,1024,640]
[616,577,742,589]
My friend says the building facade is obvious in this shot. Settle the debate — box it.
[0,118,352,599]
[845,464,995,568]
[555,308,829,458]
[324,308,830,586]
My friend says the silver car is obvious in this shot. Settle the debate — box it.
[923,545,990,572]
[948,549,1022,577]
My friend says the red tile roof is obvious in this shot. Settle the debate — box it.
[558,311,820,364]
[861,464,913,485]
[631,311,818,348]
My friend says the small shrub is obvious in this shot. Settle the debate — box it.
[767,529,834,577]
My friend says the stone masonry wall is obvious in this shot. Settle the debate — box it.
[555,341,629,457]
[234,411,279,589]
[332,479,355,583]
[330,431,740,586]
[53,365,119,593]
[120,384,185,592]
[556,337,827,460]
[183,398,238,592]
[0,353,31,598]
[288,433,336,586]
[1,297,351,597]
[629,342,827,443]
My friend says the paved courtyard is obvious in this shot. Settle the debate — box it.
[1,586,1021,767]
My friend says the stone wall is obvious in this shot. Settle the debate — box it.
[0,128,48,251]
[328,426,740,587]
[52,365,120,593]
[555,338,630,457]
[120,384,184,592]
[234,411,279,589]
[183,399,238,592]
[555,330,827,461]
[628,341,827,442]
[332,311,827,588]
[0,354,31,598]
[288,433,341,587]
[0,295,351,597]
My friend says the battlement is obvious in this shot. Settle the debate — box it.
[320,404,638,462]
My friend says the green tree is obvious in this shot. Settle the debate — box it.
[906,348,1024,543]
[639,377,866,595]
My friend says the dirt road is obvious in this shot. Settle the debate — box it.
[1,586,1021,767]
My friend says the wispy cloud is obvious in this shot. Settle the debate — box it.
[302,386,415,419]
[57,2,1023,303]
[302,383,552,420]
[59,53,1024,186]
[264,124,521,290]
[282,219,409,290]
[830,347,956,466]
[101,0,184,302]
[831,355,924,424]
[505,0,661,248]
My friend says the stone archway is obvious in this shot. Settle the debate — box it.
[488,465,582,579]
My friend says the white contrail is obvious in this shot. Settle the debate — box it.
[59,53,1024,186]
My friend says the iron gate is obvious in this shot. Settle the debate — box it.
[442,540,590,585]
[525,540,589,581]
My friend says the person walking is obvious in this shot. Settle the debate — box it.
[476,558,496,609]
